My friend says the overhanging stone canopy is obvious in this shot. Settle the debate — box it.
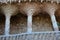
[0,0,60,35]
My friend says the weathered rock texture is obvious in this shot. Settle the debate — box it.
[0,0,60,35]
[0,13,60,35]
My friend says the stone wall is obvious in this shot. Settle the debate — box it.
[0,13,60,35]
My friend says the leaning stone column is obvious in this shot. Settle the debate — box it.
[49,12,59,31]
[44,3,59,31]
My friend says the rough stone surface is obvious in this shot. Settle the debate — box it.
[0,13,60,35]
[0,32,59,40]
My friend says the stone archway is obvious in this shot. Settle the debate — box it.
[32,12,53,32]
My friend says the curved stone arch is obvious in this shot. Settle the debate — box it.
[55,6,60,28]
[19,2,42,33]
[42,2,59,31]
[1,3,19,35]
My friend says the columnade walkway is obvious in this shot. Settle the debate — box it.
[0,0,60,40]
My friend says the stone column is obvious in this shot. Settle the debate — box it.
[5,15,11,35]
[27,15,32,33]
[50,12,59,31]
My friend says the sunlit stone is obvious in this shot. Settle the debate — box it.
[51,1,53,3]
[29,0,31,2]
[50,14,59,31]
[41,0,43,2]
[27,15,32,33]
[57,1,59,4]
[19,0,21,3]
